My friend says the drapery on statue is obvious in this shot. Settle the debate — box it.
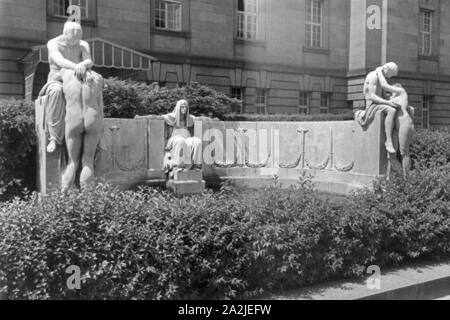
[356,62,399,154]
[162,99,202,177]
[39,21,104,192]
[375,67,414,179]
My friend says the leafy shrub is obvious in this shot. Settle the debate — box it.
[1,164,449,300]
[410,128,450,169]
[102,78,145,118]
[221,111,354,122]
[103,79,236,119]
[0,99,36,201]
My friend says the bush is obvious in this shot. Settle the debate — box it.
[102,78,145,118]
[411,128,450,169]
[221,111,354,122]
[103,79,236,119]
[0,99,36,202]
[1,164,449,299]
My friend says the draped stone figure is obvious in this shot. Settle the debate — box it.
[162,99,203,176]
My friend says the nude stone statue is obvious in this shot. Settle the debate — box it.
[376,67,414,179]
[355,62,399,153]
[39,22,104,192]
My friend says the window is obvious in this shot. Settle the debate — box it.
[305,0,323,48]
[236,0,258,40]
[320,93,329,114]
[155,0,182,31]
[231,87,244,100]
[52,0,91,19]
[231,87,245,113]
[255,88,267,114]
[299,91,309,114]
[420,10,433,56]
[422,95,431,129]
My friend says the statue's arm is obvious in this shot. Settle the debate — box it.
[364,73,394,106]
[47,40,77,70]
[376,67,403,95]
[80,41,94,69]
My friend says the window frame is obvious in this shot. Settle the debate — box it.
[255,88,267,114]
[298,91,309,114]
[154,0,183,32]
[320,93,330,114]
[50,0,95,22]
[305,0,323,49]
[419,9,433,56]
[236,0,259,41]
[422,95,431,129]
[230,87,245,113]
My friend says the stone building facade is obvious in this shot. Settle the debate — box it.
[0,0,449,127]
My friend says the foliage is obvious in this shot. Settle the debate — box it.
[0,99,36,202]
[410,128,450,169]
[221,111,354,122]
[1,163,449,299]
[103,79,236,119]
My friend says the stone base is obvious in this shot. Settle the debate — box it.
[173,169,203,181]
[166,180,206,195]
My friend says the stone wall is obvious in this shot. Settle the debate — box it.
[37,112,387,195]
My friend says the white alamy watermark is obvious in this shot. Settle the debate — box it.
[66,265,81,290]
[366,265,381,290]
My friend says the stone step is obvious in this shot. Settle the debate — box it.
[173,169,203,181]
[166,180,206,195]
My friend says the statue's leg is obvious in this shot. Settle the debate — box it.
[382,105,397,153]
[80,127,102,189]
[61,123,83,193]
[45,82,65,153]
[186,137,203,166]
[80,72,104,189]
[61,70,84,193]
[171,136,188,168]
[399,119,413,179]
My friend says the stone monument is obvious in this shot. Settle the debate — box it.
[35,21,104,193]
[136,99,205,195]
[355,62,414,179]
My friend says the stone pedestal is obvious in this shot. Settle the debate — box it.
[166,169,205,195]
[35,96,65,194]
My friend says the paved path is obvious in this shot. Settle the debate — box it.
[264,260,450,300]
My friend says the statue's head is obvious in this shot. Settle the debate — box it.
[383,62,398,78]
[177,99,189,116]
[164,99,194,128]
[63,22,82,46]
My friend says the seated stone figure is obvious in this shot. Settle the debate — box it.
[40,21,95,154]
[162,99,202,176]
[355,62,399,153]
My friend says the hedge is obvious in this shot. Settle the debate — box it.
[1,163,449,299]
[221,112,354,122]
[0,99,36,202]
[103,80,237,119]
[410,128,450,169]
